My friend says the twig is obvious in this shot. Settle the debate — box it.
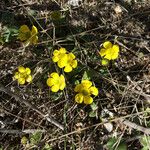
[0,129,46,134]
[0,83,64,130]
[120,119,150,135]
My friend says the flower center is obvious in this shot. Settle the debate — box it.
[55,78,60,85]
[19,72,28,79]
[82,89,89,96]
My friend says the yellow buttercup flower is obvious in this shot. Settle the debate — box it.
[64,53,78,72]
[52,48,67,68]
[47,72,66,92]
[14,66,32,85]
[74,80,98,105]
[99,41,119,60]
[52,48,78,72]
[18,25,38,45]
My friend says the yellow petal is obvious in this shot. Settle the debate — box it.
[59,53,68,61]
[60,74,65,83]
[111,52,119,60]
[59,48,66,54]
[52,56,59,62]
[64,65,72,72]
[103,41,112,49]
[25,68,31,75]
[111,44,119,60]
[51,85,59,92]
[60,82,66,90]
[68,53,75,59]
[14,72,19,79]
[50,72,59,79]
[75,93,84,104]
[18,33,28,41]
[18,78,25,85]
[112,44,119,53]
[47,78,55,87]
[26,75,32,82]
[71,60,77,68]
[53,50,59,56]
[83,96,93,104]
[31,25,38,35]
[19,25,30,33]
[18,25,31,41]
[74,84,82,92]
[81,80,92,88]
[57,56,67,68]
[29,26,38,45]
[105,48,113,60]
[99,48,107,57]
[31,36,38,44]
[104,51,112,60]
[18,66,26,73]
[59,75,66,90]
[89,86,98,96]
[57,60,65,68]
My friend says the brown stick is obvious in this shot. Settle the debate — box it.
[0,129,46,134]
[0,83,64,130]
[120,119,150,135]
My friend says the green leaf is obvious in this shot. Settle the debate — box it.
[2,26,18,43]
[0,145,3,150]
[141,147,149,150]
[89,111,96,118]
[30,131,42,145]
[42,143,52,150]
[82,71,91,81]
[117,143,127,150]
[140,135,150,148]
[99,68,108,75]
[74,80,80,85]
[50,91,63,101]
[106,138,127,150]
[106,137,117,150]
[90,102,98,111]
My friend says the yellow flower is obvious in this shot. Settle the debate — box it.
[52,48,67,68]
[47,72,66,92]
[64,53,78,72]
[99,41,119,60]
[52,48,78,72]
[18,25,38,45]
[74,80,98,105]
[14,66,32,85]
